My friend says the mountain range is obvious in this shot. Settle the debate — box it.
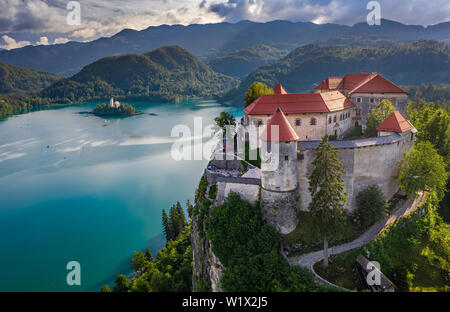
[0,19,449,76]
[222,40,450,105]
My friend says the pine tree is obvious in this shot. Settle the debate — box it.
[113,274,130,292]
[145,248,153,261]
[162,209,171,241]
[175,201,187,228]
[308,135,348,267]
[169,205,180,240]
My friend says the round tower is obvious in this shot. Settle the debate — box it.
[259,108,299,234]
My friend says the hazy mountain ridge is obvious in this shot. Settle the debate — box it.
[221,40,450,105]
[0,19,448,76]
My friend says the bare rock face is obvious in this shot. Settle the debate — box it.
[191,181,225,292]
[260,188,299,234]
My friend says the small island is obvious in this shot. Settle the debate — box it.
[92,97,139,116]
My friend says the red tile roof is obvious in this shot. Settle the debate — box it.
[260,108,299,142]
[376,111,415,133]
[243,91,355,115]
[274,84,288,94]
[315,71,407,94]
[349,74,407,94]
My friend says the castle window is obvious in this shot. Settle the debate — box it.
[285,155,289,161]
[310,118,317,126]
[333,115,336,122]
[256,119,263,127]
[357,97,362,103]
[328,116,332,124]
[356,109,361,116]
[295,119,301,126]
[370,98,375,103]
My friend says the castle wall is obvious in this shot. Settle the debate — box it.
[261,141,298,192]
[297,132,414,212]
[260,140,299,234]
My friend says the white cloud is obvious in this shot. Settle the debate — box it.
[53,37,69,44]
[0,0,448,45]
[35,36,49,45]
[0,35,31,50]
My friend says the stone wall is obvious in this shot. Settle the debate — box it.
[297,132,414,212]
[349,93,408,129]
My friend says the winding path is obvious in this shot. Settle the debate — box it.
[287,193,427,288]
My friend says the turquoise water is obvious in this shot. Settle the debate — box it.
[0,99,243,291]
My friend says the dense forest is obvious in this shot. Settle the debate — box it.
[404,84,450,112]
[208,45,288,78]
[0,62,62,94]
[40,46,238,104]
[222,40,450,105]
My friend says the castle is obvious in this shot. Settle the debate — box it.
[234,71,416,234]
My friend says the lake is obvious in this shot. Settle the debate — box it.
[0,99,243,291]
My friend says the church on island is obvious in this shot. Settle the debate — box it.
[109,97,121,108]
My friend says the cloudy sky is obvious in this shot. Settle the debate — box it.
[1,0,449,50]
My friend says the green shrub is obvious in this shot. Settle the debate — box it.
[354,185,388,230]
[208,185,218,200]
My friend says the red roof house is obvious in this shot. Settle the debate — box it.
[315,71,407,95]
[243,86,355,115]
[260,108,299,142]
[376,111,416,133]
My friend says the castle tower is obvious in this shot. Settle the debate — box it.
[259,108,299,234]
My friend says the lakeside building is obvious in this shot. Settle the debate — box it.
[315,71,409,128]
[243,85,355,142]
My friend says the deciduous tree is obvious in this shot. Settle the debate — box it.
[244,82,273,107]
[364,99,395,137]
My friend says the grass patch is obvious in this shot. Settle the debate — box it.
[283,211,360,255]
[314,248,364,291]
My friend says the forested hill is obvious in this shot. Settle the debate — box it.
[0,62,63,94]
[208,45,289,78]
[0,19,448,76]
[222,40,450,105]
[40,46,238,104]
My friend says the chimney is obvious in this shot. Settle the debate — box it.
[362,70,367,74]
